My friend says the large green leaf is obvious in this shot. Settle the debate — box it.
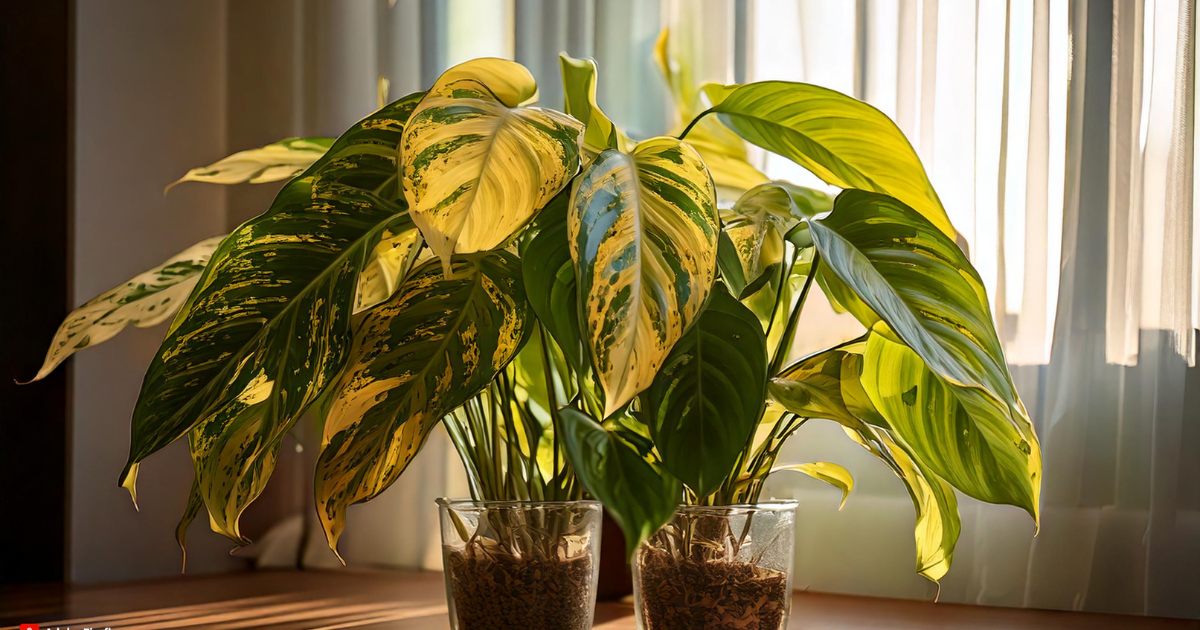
[559,53,631,156]
[315,252,530,556]
[719,182,831,297]
[558,406,681,557]
[569,137,719,417]
[28,235,223,383]
[643,285,766,497]
[521,187,584,372]
[809,190,1040,519]
[703,82,954,237]
[770,341,960,581]
[121,92,427,540]
[401,58,584,270]
[166,137,333,192]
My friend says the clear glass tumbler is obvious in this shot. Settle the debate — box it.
[632,501,799,630]
[436,499,603,630]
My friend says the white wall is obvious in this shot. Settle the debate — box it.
[72,0,244,582]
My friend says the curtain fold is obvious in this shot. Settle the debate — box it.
[219,0,1199,618]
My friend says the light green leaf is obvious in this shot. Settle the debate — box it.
[315,252,530,557]
[719,182,830,297]
[771,342,961,582]
[703,82,954,237]
[558,406,681,558]
[768,337,868,426]
[401,58,584,270]
[643,285,766,497]
[569,137,719,417]
[559,53,632,155]
[166,137,333,192]
[809,190,1040,520]
[123,92,426,541]
[769,462,853,509]
[29,235,223,382]
[840,421,961,582]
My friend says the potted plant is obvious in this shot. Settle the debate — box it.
[29,34,1040,630]
[540,31,1043,630]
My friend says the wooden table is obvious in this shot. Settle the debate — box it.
[2,570,1196,630]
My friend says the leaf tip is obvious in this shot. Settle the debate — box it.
[119,462,140,511]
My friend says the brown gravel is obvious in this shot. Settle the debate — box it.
[445,544,594,630]
[637,546,788,630]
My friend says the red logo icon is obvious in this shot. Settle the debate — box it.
[19,624,39,630]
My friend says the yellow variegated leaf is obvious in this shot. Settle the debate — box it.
[353,226,424,313]
[840,420,960,582]
[28,235,223,382]
[771,342,961,582]
[654,27,767,197]
[559,53,634,157]
[174,476,204,572]
[316,252,530,557]
[719,182,831,297]
[124,92,426,536]
[769,462,853,509]
[401,58,584,269]
[569,137,719,416]
[165,137,333,192]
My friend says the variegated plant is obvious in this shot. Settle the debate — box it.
[31,40,1039,584]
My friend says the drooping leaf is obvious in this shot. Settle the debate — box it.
[768,337,867,426]
[559,53,632,156]
[643,285,766,497]
[174,476,204,572]
[769,462,853,509]
[840,421,961,582]
[654,28,768,196]
[401,58,584,270]
[809,190,1040,519]
[166,137,334,192]
[558,406,682,557]
[719,182,830,297]
[315,252,530,556]
[569,138,719,416]
[703,82,954,236]
[29,235,223,382]
[771,341,961,582]
[522,187,585,372]
[123,92,427,539]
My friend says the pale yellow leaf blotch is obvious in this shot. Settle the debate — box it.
[402,58,583,273]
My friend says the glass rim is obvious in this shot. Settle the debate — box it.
[436,497,602,509]
[673,500,799,514]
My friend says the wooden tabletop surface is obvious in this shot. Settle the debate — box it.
[2,569,1196,630]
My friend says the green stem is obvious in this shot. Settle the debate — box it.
[768,252,821,376]
[764,250,796,342]
[677,109,712,141]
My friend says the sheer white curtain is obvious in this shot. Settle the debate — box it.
[225,0,1200,618]
[750,0,1200,619]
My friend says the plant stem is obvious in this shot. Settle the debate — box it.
[768,252,821,376]
[677,109,712,141]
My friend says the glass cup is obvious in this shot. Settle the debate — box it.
[436,499,602,630]
[632,501,799,630]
